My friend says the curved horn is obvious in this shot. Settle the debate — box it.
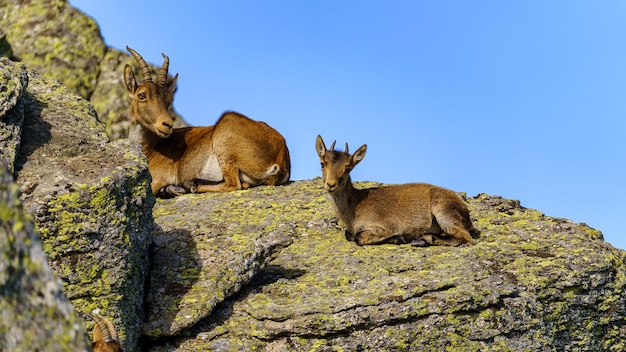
[329,140,336,151]
[157,53,169,86]
[93,314,117,342]
[126,46,153,82]
[345,142,349,154]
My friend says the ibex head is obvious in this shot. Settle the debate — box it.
[315,135,367,193]
[92,313,123,352]
[124,46,178,138]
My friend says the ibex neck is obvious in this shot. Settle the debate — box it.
[129,122,160,152]
[329,177,359,234]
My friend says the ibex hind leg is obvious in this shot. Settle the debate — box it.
[194,156,243,192]
[435,212,474,246]
[431,233,469,246]
[433,221,472,246]
[354,226,394,246]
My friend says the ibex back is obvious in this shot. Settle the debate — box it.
[124,46,291,196]
[316,135,476,246]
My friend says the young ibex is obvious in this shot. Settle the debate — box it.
[124,46,291,196]
[92,314,123,352]
[316,135,477,246]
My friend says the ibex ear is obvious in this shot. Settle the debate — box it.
[168,73,179,93]
[315,135,327,158]
[123,65,137,93]
[350,144,367,168]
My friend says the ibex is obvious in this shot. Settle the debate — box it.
[124,46,291,196]
[92,314,123,352]
[316,135,477,246]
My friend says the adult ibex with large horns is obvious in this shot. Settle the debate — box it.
[124,46,291,196]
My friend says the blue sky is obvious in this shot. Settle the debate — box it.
[70,1,626,250]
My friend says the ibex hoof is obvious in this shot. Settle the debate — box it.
[164,185,187,196]
[181,180,197,193]
[410,239,428,247]
[344,230,355,242]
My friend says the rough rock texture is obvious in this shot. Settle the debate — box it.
[1,56,294,351]
[0,165,91,351]
[143,191,294,338]
[1,57,154,351]
[144,180,626,351]
[0,58,28,172]
[2,2,626,351]
[0,0,187,141]
[0,0,105,99]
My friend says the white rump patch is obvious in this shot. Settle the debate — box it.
[197,153,223,182]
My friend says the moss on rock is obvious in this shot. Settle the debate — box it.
[0,165,91,351]
[0,58,28,172]
[0,0,105,99]
[8,62,154,352]
[144,180,626,351]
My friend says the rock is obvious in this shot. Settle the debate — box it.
[2,2,626,350]
[0,28,13,58]
[1,56,293,351]
[1,57,154,352]
[142,190,294,338]
[143,181,626,351]
[0,165,91,351]
[0,0,188,141]
[0,58,28,172]
[0,0,105,99]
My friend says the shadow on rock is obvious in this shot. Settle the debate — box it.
[14,92,50,173]
[145,264,307,350]
[141,227,201,339]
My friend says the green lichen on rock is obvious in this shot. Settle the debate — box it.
[2,4,625,348]
[144,180,626,351]
[0,0,188,142]
[9,62,154,352]
[0,0,105,99]
[0,28,13,58]
[143,187,294,338]
[0,58,28,172]
[0,165,91,351]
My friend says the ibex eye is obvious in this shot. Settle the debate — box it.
[138,93,147,99]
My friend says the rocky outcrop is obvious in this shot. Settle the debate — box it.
[0,164,91,351]
[0,59,27,171]
[0,56,296,351]
[2,2,626,351]
[1,56,153,351]
[3,53,626,350]
[0,0,187,141]
[141,181,626,351]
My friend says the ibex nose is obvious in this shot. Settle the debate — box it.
[325,182,337,192]
[155,118,174,138]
